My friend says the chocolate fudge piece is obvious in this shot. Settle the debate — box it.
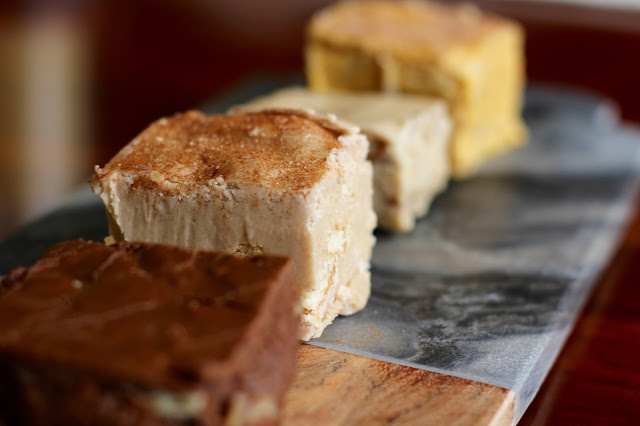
[0,239,299,425]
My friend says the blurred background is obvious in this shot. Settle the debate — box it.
[1,0,639,239]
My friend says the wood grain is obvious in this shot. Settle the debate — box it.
[283,345,514,426]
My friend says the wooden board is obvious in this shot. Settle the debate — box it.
[284,345,515,426]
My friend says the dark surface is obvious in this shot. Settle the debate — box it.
[0,200,107,275]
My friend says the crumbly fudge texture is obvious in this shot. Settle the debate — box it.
[0,239,299,425]
[91,109,376,340]
[306,0,527,178]
[240,87,451,232]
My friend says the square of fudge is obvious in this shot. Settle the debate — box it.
[239,87,452,232]
[305,0,527,178]
[91,109,376,340]
[0,239,299,425]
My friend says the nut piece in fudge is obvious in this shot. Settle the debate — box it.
[240,87,452,232]
[0,239,299,425]
[91,109,376,340]
[306,0,527,178]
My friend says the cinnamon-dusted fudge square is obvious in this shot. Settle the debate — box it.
[306,0,527,178]
[0,239,299,425]
[91,109,376,340]
[240,87,452,232]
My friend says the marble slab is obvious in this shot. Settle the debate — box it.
[1,81,639,424]
[314,87,640,422]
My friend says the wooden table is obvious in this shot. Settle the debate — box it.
[33,0,640,423]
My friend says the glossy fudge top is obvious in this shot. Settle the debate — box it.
[0,239,295,390]
[93,109,358,193]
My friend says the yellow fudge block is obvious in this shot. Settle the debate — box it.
[306,0,527,178]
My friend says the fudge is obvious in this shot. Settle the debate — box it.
[91,109,376,340]
[305,0,527,178]
[239,87,452,232]
[0,239,299,425]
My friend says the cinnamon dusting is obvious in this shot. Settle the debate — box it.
[99,110,346,193]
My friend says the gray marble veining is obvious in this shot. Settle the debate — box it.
[312,87,640,422]
[1,81,639,424]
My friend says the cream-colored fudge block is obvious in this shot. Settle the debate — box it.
[306,0,527,178]
[239,87,451,232]
[91,109,376,340]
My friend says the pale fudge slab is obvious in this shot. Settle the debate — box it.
[91,109,376,340]
[0,239,299,425]
[239,87,452,232]
[306,0,527,178]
